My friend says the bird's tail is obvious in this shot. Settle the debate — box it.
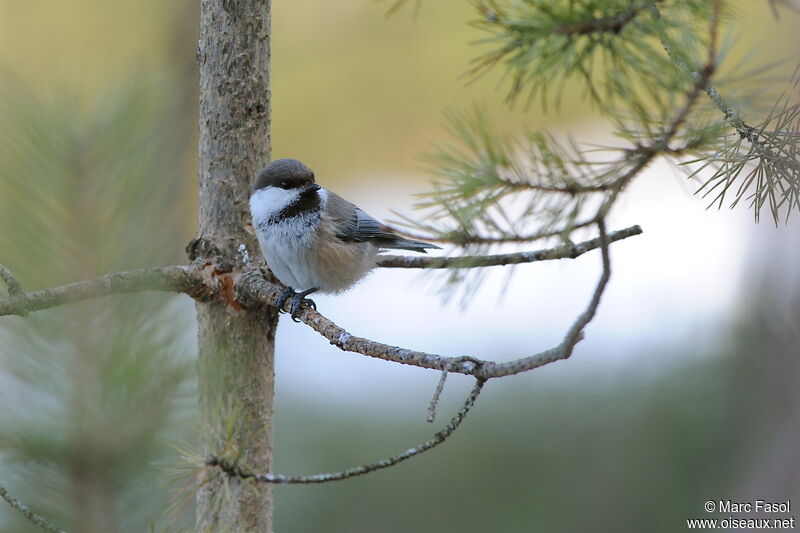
[382,236,441,253]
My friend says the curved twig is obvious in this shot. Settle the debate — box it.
[481,219,611,377]
[207,378,485,484]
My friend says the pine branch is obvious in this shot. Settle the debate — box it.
[0,484,66,533]
[206,378,485,484]
[409,10,721,251]
[592,13,720,219]
[652,1,800,222]
[409,57,710,249]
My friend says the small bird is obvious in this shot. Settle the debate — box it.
[249,158,440,320]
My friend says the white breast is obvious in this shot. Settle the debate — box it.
[249,187,325,291]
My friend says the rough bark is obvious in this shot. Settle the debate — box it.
[196,1,275,531]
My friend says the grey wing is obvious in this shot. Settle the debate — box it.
[337,206,439,252]
[334,206,394,243]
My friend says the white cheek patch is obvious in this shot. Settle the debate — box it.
[318,188,329,208]
[249,187,299,225]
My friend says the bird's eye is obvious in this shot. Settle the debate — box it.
[279,181,290,189]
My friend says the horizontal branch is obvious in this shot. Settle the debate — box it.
[207,378,485,484]
[377,225,640,268]
[0,263,212,317]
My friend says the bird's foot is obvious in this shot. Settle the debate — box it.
[289,288,318,322]
[275,287,318,322]
[275,287,296,312]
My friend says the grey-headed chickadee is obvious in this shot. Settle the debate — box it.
[249,158,439,320]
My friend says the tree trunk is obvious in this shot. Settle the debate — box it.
[195,1,274,531]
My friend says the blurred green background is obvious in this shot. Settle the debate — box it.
[1,1,798,532]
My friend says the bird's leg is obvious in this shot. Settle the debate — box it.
[289,287,318,322]
[275,286,297,313]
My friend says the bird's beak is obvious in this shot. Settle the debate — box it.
[302,183,321,195]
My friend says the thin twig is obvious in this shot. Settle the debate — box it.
[377,225,641,268]
[0,484,66,533]
[0,265,23,297]
[206,378,485,484]
[480,219,612,377]
[0,265,26,317]
[427,368,449,422]
[652,0,755,143]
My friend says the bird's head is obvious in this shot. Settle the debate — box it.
[250,158,322,222]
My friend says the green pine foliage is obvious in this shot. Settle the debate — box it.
[389,0,798,253]
[469,0,712,108]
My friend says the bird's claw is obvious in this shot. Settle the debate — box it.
[275,287,296,312]
[275,287,318,322]
[289,294,316,322]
